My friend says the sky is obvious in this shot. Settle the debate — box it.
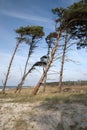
[0,0,87,87]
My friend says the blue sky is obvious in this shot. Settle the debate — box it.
[0,0,87,87]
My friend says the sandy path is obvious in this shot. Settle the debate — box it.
[0,100,87,130]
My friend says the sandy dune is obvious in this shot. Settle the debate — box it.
[0,98,87,130]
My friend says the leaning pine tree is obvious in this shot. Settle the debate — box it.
[42,32,57,92]
[37,32,58,92]
[2,28,27,94]
[52,0,87,92]
[32,0,87,95]
[15,26,44,93]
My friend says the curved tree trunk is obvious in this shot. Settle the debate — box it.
[23,43,33,76]
[2,42,20,94]
[15,43,34,93]
[31,19,84,95]
[15,49,30,93]
[58,35,67,92]
[23,49,30,76]
[15,65,34,93]
[32,32,61,95]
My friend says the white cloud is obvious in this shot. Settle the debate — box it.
[1,9,53,24]
[1,9,55,32]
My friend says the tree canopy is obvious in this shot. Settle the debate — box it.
[15,26,44,38]
[52,0,87,49]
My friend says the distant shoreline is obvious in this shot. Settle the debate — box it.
[0,80,87,89]
[0,86,32,90]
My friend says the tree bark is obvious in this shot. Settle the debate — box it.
[43,74,47,92]
[2,42,20,94]
[32,18,86,95]
[43,67,47,92]
[58,35,67,92]
[15,46,31,93]
[15,65,34,93]
[23,43,33,76]
[23,48,31,76]
[43,47,50,92]
[32,32,61,95]
[15,37,35,93]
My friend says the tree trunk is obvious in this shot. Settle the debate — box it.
[43,74,47,92]
[15,76,25,94]
[32,32,61,95]
[58,35,67,92]
[15,65,34,93]
[2,42,20,94]
[23,43,33,76]
[15,46,31,93]
[43,47,50,92]
[23,48,31,76]
[32,18,82,95]
[43,67,47,92]
[15,38,35,93]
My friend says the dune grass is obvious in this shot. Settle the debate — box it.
[0,85,87,105]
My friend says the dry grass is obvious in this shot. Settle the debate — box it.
[0,85,87,105]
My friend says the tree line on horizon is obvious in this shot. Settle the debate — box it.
[2,0,87,94]
[45,80,87,86]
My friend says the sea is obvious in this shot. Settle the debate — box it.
[0,86,31,91]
